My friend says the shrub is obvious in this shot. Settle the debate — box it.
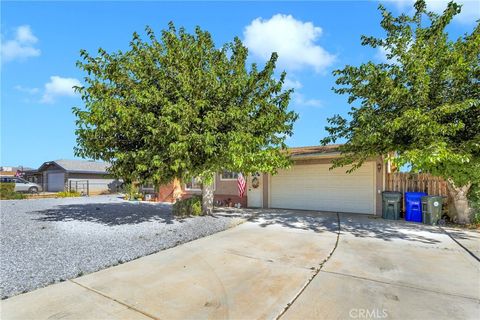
[124,183,143,200]
[172,196,203,217]
[56,191,81,198]
[468,183,480,224]
[0,183,14,195]
[0,183,25,200]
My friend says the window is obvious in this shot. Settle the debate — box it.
[185,177,202,191]
[220,170,239,180]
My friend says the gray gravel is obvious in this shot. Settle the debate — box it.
[0,195,249,299]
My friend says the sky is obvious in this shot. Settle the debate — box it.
[1,1,478,169]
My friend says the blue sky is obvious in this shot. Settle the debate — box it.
[1,1,478,168]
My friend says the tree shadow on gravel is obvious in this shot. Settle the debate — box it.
[31,202,176,226]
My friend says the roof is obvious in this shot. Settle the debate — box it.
[288,145,342,157]
[0,166,34,172]
[38,159,110,174]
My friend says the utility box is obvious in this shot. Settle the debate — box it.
[405,192,427,222]
[421,196,444,225]
[382,191,402,220]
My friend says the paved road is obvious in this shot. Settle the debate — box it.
[2,210,479,320]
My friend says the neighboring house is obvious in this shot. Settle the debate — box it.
[0,166,33,176]
[158,145,386,216]
[24,160,121,195]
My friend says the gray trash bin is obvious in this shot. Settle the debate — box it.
[421,196,444,225]
[382,191,402,220]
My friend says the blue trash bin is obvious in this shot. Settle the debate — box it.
[405,192,427,222]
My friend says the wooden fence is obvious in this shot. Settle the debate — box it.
[386,172,448,197]
[386,172,449,213]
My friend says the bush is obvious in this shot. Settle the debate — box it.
[56,191,81,198]
[172,196,203,217]
[0,183,25,200]
[124,183,143,201]
[0,183,14,194]
[468,183,480,224]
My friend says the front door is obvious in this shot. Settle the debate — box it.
[247,173,263,208]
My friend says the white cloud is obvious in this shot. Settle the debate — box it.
[293,93,322,108]
[243,14,335,73]
[14,85,40,95]
[375,46,402,64]
[385,0,479,24]
[1,25,40,63]
[283,77,303,90]
[41,76,81,103]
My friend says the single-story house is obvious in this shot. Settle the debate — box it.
[24,159,121,195]
[158,145,385,216]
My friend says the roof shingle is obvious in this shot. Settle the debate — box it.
[287,145,341,157]
[49,159,110,173]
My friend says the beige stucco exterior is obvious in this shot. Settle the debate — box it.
[158,149,386,216]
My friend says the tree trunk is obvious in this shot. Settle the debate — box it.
[446,179,472,224]
[201,177,215,215]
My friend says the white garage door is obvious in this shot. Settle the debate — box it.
[47,172,65,192]
[270,162,375,214]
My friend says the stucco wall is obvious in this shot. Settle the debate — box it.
[214,173,238,195]
[156,156,385,213]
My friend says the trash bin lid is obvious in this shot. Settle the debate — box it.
[405,192,427,200]
[421,195,444,205]
[382,191,402,200]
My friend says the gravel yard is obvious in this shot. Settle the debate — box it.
[0,195,249,299]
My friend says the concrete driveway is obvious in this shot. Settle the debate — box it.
[2,210,479,320]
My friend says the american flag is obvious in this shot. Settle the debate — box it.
[237,173,246,198]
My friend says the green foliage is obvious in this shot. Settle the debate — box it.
[0,183,14,194]
[56,191,81,198]
[73,23,298,186]
[172,196,203,216]
[321,0,479,188]
[468,183,480,224]
[123,183,142,200]
[0,183,25,200]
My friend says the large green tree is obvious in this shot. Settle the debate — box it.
[73,23,297,214]
[321,0,479,223]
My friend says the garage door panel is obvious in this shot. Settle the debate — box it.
[270,162,375,214]
[47,173,65,192]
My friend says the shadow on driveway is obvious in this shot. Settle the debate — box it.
[237,208,475,246]
[340,213,451,244]
[31,202,175,226]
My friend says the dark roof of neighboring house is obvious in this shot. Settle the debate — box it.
[38,159,110,174]
[288,145,342,157]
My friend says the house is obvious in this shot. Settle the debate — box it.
[158,145,385,216]
[24,160,121,195]
[0,166,33,176]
